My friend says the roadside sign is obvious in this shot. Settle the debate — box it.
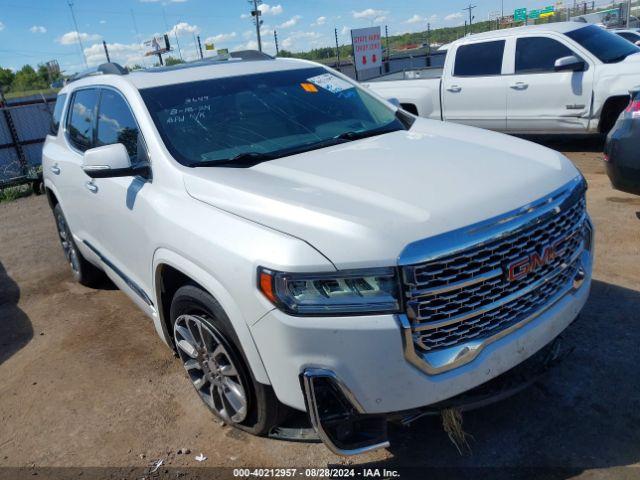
[540,6,556,18]
[204,42,215,51]
[529,6,555,20]
[217,48,230,60]
[514,8,527,22]
[351,26,382,72]
[144,35,170,56]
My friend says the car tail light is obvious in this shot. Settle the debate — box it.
[625,96,640,114]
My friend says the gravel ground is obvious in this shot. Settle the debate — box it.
[0,138,639,478]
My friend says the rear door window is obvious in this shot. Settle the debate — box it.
[50,94,67,135]
[67,89,99,152]
[515,37,576,74]
[454,40,505,77]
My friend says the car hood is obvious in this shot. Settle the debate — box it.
[183,119,580,268]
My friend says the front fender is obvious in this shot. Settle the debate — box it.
[152,247,271,385]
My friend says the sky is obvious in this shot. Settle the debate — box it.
[0,0,573,74]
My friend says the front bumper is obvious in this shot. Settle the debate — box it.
[251,262,591,416]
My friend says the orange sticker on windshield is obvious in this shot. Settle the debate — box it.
[300,82,318,93]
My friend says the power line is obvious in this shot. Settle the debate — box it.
[67,0,88,69]
[163,8,183,60]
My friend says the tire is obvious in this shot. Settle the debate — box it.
[170,285,283,436]
[53,204,104,287]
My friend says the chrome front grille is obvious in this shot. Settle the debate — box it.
[401,181,589,360]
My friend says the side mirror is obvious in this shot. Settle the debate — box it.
[82,143,145,178]
[554,55,586,72]
[387,97,401,107]
[635,40,640,47]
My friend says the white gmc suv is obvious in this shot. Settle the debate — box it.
[43,53,593,455]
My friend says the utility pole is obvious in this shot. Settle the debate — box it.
[274,30,279,56]
[627,0,632,27]
[385,25,390,62]
[427,23,431,66]
[103,41,110,62]
[67,1,87,69]
[463,4,477,33]
[334,28,341,71]
[250,0,263,52]
[197,35,204,59]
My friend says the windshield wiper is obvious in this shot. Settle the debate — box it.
[334,124,400,142]
[196,151,277,168]
[192,122,404,168]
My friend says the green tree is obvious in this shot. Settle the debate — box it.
[12,65,48,92]
[164,56,185,66]
[36,63,60,85]
[0,66,15,92]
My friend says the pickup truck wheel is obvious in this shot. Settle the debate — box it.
[53,204,104,287]
[170,285,283,435]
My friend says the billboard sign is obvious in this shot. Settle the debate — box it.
[144,34,170,56]
[351,26,382,72]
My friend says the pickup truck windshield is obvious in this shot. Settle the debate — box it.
[140,67,405,167]
[565,25,640,63]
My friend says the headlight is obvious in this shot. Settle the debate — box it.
[257,267,401,316]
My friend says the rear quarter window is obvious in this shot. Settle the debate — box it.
[50,94,67,136]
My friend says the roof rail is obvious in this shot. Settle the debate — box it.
[229,50,274,61]
[67,62,128,84]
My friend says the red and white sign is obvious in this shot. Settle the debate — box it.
[351,26,382,72]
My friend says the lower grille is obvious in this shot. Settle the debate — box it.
[401,179,589,363]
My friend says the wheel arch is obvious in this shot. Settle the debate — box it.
[44,179,61,210]
[599,95,630,134]
[153,248,270,385]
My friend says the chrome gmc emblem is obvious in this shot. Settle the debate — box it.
[506,238,566,282]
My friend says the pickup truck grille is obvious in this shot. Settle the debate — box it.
[402,193,588,354]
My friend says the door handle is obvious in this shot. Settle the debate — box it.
[50,165,61,175]
[446,85,462,93]
[85,181,98,193]
[510,82,529,90]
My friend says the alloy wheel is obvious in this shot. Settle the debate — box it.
[174,314,248,424]
[55,211,80,275]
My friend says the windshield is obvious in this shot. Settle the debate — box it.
[565,25,640,63]
[140,66,405,166]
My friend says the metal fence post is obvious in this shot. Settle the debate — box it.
[0,90,28,177]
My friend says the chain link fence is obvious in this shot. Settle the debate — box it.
[0,93,55,189]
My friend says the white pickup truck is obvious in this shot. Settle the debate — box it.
[368,22,640,135]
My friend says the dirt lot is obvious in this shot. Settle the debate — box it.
[1,139,639,477]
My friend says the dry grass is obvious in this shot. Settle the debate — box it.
[0,184,33,203]
[441,408,473,455]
